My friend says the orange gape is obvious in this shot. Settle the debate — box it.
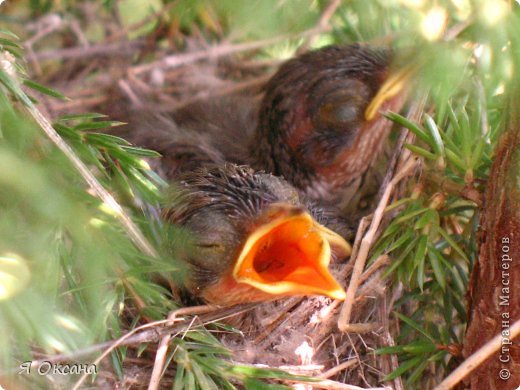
[233,212,347,302]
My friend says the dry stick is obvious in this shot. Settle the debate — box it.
[338,156,418,332]
[337,96,426,332]
[320,359,358,379]
[25,103,158,258]
[32,41,145,61]
[357,255,390,286]
[147,306,214,390]
[50,95,108,112]
[131,26,331,75]
[340,217,371,279]
[436,318,520,389]
[379,284,405,390]
[71,306,214,390]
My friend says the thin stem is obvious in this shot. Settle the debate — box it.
[435,319,520,389]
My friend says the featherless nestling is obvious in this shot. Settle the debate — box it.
[172,44,409,202]
[163,164,350,305]
[250,44,408,202]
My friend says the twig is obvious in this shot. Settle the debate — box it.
[321,359,358,379]
[51,95,108,112]
[340,217,371,279]
[435,318,520,389]
[379,285,404,390]
[358,255,390,286]
[338,155,419,332]
[131,26,331,75]
[32,41,145,61]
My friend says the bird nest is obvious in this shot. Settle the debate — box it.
[24,6,419,389]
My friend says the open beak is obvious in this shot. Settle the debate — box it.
[233,205,350,300]
[364,63,416,121]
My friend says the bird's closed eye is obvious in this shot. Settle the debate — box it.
[317,102,361,129]
[196,242,226,253]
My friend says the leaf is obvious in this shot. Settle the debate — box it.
[228,365,317,382]
[85,132,132,146]
[0,29,20,39]
[394,312,435,342]
[191,360,219,390]
[382,356,422,381]
[428,249,446,291]
[2,46,22,59]
[406,358,430,385]
[438,227,469,262]
[385,197,412,212]
[118,0,162,38]
[110,350,124,380]
[74,121,125,131]
[439,205,476,216]
[375,345,407,355]
[405,144,437,160]
[22,79,69,100]
[137,342,148,357]
[445,148,466,171]
[424,114,445,156]
[386,112,433,145]
[414,235,428,290]
[0,70,33,106]
[244,378,290,389]
[0,37,22,49]
[402,340,438,354]
[174,364,186,390]
[429,350,448,362]
[53,123,82,142]
[120,145,162,157]
[383,236,420,277]
[386,228,414,253]
[414,209,436,230]
[393,208,429,225]
[59,113,108,121]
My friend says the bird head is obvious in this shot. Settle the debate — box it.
[252,44,411,201]
[162,164,350,306]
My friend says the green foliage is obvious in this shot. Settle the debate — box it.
[0,30,175,383]
[371,101,496,384]
[371,5,520,384]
